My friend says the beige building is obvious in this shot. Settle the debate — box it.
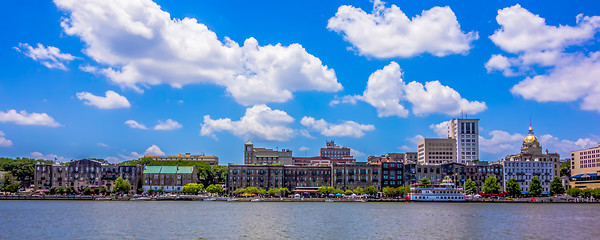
[244,141,292,165]
[405,152,418,163]
[146,153,218,165]
[417,138,457,165]
[569,144,600,189]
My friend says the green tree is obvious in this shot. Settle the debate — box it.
[482,176,500,194]
[182,183,202,194]
[353,187,364,195]
[582,188,592,198]
[463,179,477,195]
[148,188,155,194]
[560,159,571,177]
[506,178,521,197]
[344,190,353,195]
[206,184,223,195]
[591,188,600,199]
[49,187,57,195]
[382,187,402,198]
[364,186,378,196]
[279,187,290,197]
[57,187,65,194]
[83,187,92,195]
[318,186,335,195]
[419,177,431,185]
[550,177,565,195]
[0,172,21,193]
[113,177,131,193]
[529,177,542,196]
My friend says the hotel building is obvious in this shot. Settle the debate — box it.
[244,141,293,165]
[146,153,219,165]
[569,144,600,189]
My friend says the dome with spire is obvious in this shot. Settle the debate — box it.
[523,126,539,144]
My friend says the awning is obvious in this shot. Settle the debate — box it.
[521,191,529,194]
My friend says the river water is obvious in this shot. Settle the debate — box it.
[0,201,597,239]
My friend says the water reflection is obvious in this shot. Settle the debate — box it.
[1,201,599,239]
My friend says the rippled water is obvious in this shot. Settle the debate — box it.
[0,201,598,239]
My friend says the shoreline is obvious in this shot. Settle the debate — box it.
[1,195,597,203]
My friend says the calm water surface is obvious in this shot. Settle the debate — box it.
[0,201,598,239]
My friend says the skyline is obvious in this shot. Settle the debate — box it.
[1,0,600,164]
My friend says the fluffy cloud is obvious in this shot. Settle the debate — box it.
[487,5,600,112]
[327,0,478,58]
[98,142,109,148]
[398,145,412,151]
[0,109,61,127]
[54,0,341,105]
[120,144,166,159]
[332,62,486,117]
[540,134,598,157]
[350,148,366,158]
[300,117,375,138]
[405,135,424,145]
[429,121,450,138]
[200,105,295,141]
[144,144,165,156]
[479,130,525,154]
[14,43,77,70]
[153,119,182,130]
[0,131,13,147]
[124,120,147,129]
[30,152,67,162]
[76,90,131,109]
[479,128,599,159]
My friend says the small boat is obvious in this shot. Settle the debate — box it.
[250,198,262,202]
[94,197,112,201]
[130,196,151,201]
[226,198,238,202]
[354,199,366,203]
[203,197,216,201]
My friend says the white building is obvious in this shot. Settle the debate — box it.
[448,119,479,164]
[499,126,559,194]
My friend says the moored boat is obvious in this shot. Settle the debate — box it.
[407,178,466,202]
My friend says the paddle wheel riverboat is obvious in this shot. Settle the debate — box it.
[407,178,466,202]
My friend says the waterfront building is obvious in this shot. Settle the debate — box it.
[449,118,480,163]
[142,166,197,192]
[381,157,404,188]
[569,144,600,189]
[417,138,457,165]
[403,162,503,193]
[100,165,144,191]
[34,159,143,193]
[499,126,560,194]
[332,163,381,191]
[244,141,293,165]
[227,164,330,194]
[320,140,355,163]
[146,153,218,165]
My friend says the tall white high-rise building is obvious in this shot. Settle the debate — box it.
[448,119,479,164]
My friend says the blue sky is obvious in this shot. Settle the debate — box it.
[1,0,599,164]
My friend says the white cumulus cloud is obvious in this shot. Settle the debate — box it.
[299,146,310,152]
[300,117,375,138]
[327,0,478,58]
[30,152,67,162]
[487,4,600,112]
[144,144,165,156]
[0,131,13,147]
[124,120,147,129]
[429,121,450,138]
[76,90,131,109]
[405,135,424,145]
[153,119,182,130]
[200,105,295,141]
[332,62,486,117]
[0,109,61,127]
[14,43,77,70]
[54,0,341,105]
[479,130,526,155]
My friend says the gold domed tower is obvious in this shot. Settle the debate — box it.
[521,125,542,155]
